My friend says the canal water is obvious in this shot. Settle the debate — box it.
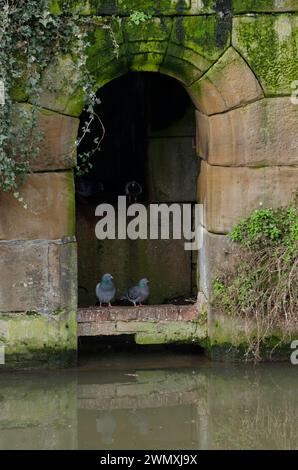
[0,351,297,450]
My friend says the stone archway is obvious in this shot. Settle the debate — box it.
[1,4,298,366]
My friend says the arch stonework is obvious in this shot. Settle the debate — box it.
[0,2,298,365]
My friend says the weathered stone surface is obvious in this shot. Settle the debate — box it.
[0,172,75,240]
[0,238,77,314]
[232,15,298,95]
[35,108,78,170]
[77,204,193,306]
[199,228,238,299]
[0,238,77,367]
[233,0,298,13]
[118,0,218,15]
[207,308,298,361]
[147,137,198,202]
[78,304,199,323]
[198,161,298,233]
[77,305,206,343]
[86,21,128,89]
[31,55,86,117]
[35,10,232,110]
[8,53,29,102]
[189,47,263,115]
[12,104,79,171]
[118,0,192,14]
[135,321,205,344]
[161,15,231,85]
[196,98,298,166]
[0,312,77,367]
[49,0,223,16]
[122,17,172,72]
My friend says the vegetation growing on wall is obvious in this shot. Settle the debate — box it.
[213,198,298,362]
[0,0,151,198]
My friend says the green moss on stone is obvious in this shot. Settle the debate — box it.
[207,338,293,362]
[32,54,86,117]
[161,15,230,85]
[207,309,297,362]
[9,84,28,102]
[25,311,40,316]
[118,0,190,15]
[49,0,118,15]
[233,15,298,94]
[85,21,129,88]
[135,321,206,345]
[8,52,29,102]
[233,0,298,13]
[171,15,230,60]
[0,309,77,368]
[121,16,172,72]
[49,0,221,16]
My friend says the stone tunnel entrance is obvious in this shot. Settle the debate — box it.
[1,4,297,367]
[76,72,199,308]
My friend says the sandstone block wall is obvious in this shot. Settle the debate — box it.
[1,0,297,365]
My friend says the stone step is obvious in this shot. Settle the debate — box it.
[78,304,198,324]
[77,304,205,343]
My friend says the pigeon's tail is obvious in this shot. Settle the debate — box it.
[120,292,137,306]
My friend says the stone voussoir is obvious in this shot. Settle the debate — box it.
[189,47,264,115]
[161,15,231,86]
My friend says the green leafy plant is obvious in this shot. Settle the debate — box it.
[128,10,152,26]
[0,2,153,199]
[213,199,298,362]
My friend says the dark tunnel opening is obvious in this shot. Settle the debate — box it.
[75,72,199,308]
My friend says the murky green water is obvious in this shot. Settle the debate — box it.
[0,352,297,450]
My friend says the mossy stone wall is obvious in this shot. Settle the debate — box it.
[1,1,298,365]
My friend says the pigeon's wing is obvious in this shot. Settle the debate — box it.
[139,286,149,302]
[97,282,115,302]
[96,282,101,298]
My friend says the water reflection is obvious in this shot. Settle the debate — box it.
[0,374,77,450]
[0,354,297,450]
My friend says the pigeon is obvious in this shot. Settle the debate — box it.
[125,180,143,204]
[121,278,149,307]
[96,273,116,307]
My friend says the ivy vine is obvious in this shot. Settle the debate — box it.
[0,1,151,200]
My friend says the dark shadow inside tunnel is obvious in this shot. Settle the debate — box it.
[76,72,199,307]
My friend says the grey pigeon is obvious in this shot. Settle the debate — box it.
[121,278,149,307]
[96,273,116,307]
